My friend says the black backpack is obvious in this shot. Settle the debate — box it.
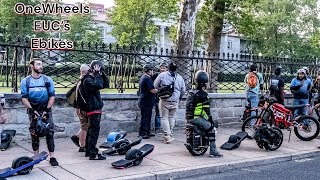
[25,75,50,97]
[269,78,280,92]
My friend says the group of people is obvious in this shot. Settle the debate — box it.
[244,64,316,119]
[137,62,186,143]
[18,57,226,166]
[20,58,109,166]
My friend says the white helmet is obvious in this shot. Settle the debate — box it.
[297,69,306,74]
[302,66,309,72]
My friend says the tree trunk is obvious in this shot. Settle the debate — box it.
[175,0,199,90]
[207,0,226,92]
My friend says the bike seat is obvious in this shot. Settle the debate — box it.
[284,104,306,111]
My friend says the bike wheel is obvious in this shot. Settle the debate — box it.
[268,127,283,151]
[294,115,320,141]
[241,115,262,139]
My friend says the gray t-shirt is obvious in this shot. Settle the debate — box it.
[154,71,186,102]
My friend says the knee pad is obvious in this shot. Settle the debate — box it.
[207,130,216,142]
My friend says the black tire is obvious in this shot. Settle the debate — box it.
[187,146,208,156]
[294,115,320,141]
[115,139,130,155]
[241,115,262,139]
[11,156,33,175]
[125,149,143,166]
[268,127,283,151]
[228,135,241,149]
[125,149,143,160]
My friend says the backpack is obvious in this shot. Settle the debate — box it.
[269,78,280,92]
[76,79,90,111]
[66,85,77,108]
[247,72,258,88]
[26,75,50,98]
[157,73,176,99]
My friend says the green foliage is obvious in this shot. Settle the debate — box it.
[61,14,102,44]
[0,0,54,40]
[110,0,179,46]
[194,0,320,59]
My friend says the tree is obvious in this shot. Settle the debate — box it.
[110,0,179,46]
[175,0,200,90]
[0,0,56,40]
[62,14,102,44]
[60,13,103,63]
[227,0,320,59]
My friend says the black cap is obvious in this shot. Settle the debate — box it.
[169,62,177,72]
[143,64,153,72]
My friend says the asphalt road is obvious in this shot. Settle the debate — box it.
[181,156,320,180]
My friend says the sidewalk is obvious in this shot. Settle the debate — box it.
[1,127,320,180]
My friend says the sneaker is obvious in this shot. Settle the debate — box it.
[209,153,223,158]
[164,135,174,144]
[89,153,106,160]
[70,135,80,147]
[147,133,155,137]
[79,147,86,152]
[139,135,150,139]
[49,157,59,166]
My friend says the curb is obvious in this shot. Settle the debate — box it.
[109,150,320,180]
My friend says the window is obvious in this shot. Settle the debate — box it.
[228,41,233,50]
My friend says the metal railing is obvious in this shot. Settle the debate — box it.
[0,38,319,93]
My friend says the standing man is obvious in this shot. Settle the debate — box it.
[78,60,106,160]
[154,62,186,144]
[269,66,285,105]
[138,64,158,139]
[244,64,264,124]
[290,69,312,117]
[70,64,90,152]
[20,58,59,166]
[151,62,168,133]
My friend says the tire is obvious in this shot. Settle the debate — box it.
[241,115,262,139]
[268,127,283,151]
[11,156,33,175]
[228,135,241,149]
[115,139,130,155]
[294,115,320,141]
[187,146,208,156]
[125,149,143,166]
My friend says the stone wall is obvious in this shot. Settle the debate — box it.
[0,93,294,140]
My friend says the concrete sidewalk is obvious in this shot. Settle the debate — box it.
[1,127,320,180]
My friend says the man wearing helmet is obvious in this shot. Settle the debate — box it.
[77,60,106,160]
[290,69,312,117]
[185,70,223,157]
[138,64,158,139]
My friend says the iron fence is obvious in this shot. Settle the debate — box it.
[0,38,320,93]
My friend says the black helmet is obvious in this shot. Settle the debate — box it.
[168,62,177,72]
[90,60,104,71]
[249,64,258,72]
[143,64,153,72]
[195,70,209,84]
[275,66,282,75]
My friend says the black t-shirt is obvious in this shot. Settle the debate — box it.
[269,75,284,102]
[139,74,155,106]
